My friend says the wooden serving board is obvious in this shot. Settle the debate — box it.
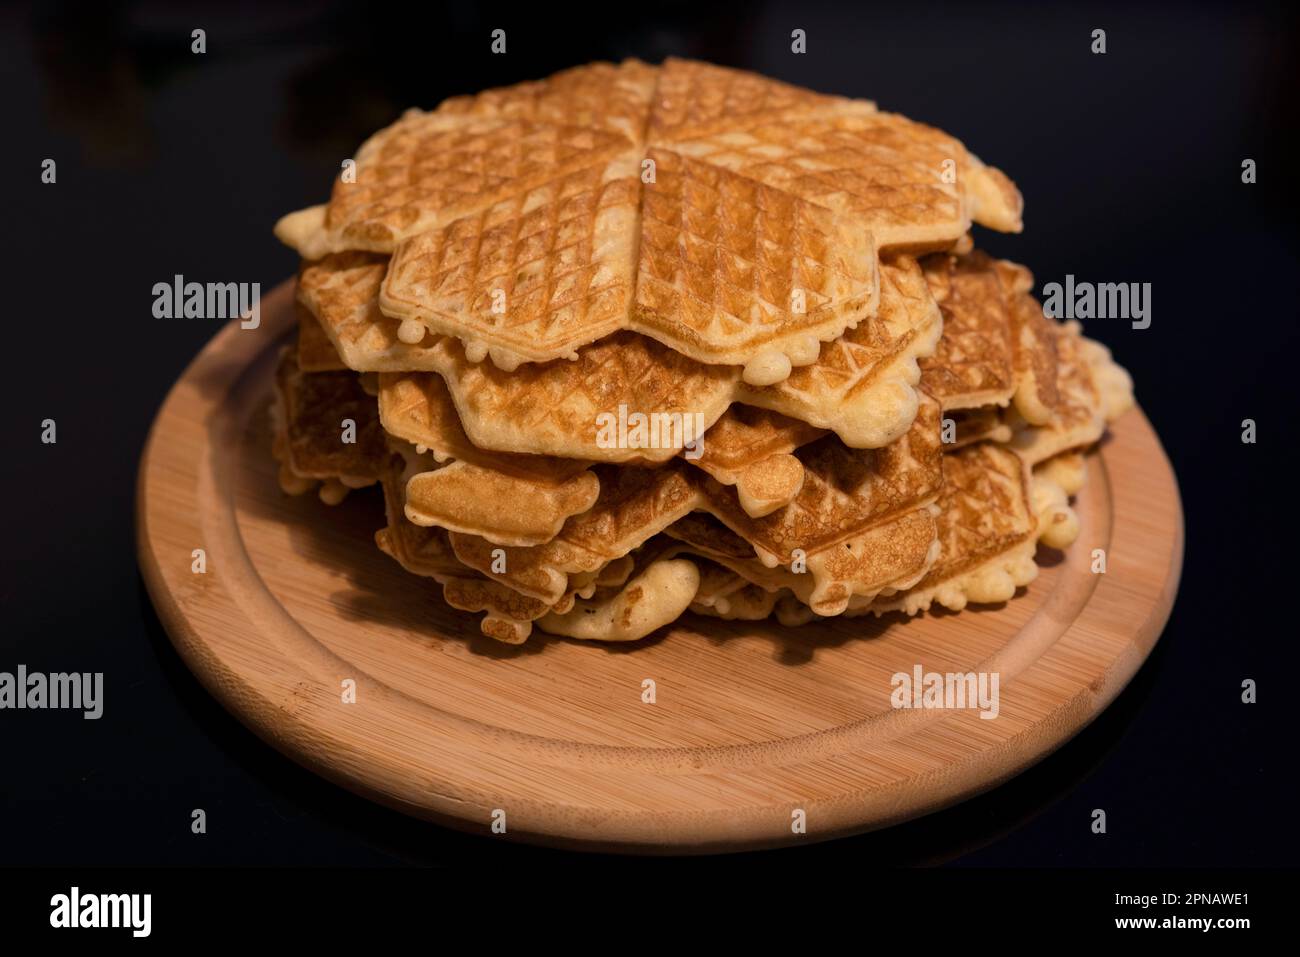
[136,279,1183,854]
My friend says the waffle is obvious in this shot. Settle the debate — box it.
[920,250,1020,411]
[378,373,598,546]
[686,558,771,619]
[374,149,881,382]
[535,554,701,642]
[270,350,385,504]
[943,406,1013,449]
[1007,323,1130,466]
[378,354,820,530]
[277,59,1021,384]
[275,116,635,260]
[664,503,939,619]
[444,396,944,616]
[303,252,941,457]
[869,443,1042,615]
[295,300,348,373]
[376,444,649,643]
[721,438,1079,625]
[665,110,1021,251]
[688,406,824,518]
[376,454,557,645]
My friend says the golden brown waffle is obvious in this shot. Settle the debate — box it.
[404,463,597,549]
[1003,263,1060,426]
[688,406,824,518]
[1007,324,1111,466]
[260,60,1153,645]
[663,504,938,619]
[686,436,1091,625]
[373,448,468,578]
[374,448,571,643]
[920,251,1018,410]
[274,59,658,259]
[379,352,825,529]
[943,406,1013,449]
[918,249,1132,470]
[869,442,1041,615]
[303,252,940,456]
[377,150,878,382]
[271,350,385,504]
[296,252,424,370]
[697,397,943,569]
[377,373,598,546]
[666,110,1021,251]
[275,114,635,260]
[919,250,1068,431]
[374,444,664,643]
[277,59,1021,384]
[687,558,782,621]
[682,397,944,615]
[737,255,943,446]
[381,331,734,461]
[648,61,1019,239]
[273,58,873,259]
[977,310,1134,473]
[445,396,944,616]
[448,462,699,605]
[630,146,880,382]
[379,155,644,371]
[295,300,347,372]
[535,554,701,642]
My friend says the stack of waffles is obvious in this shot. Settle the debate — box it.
[271,58,1134,644]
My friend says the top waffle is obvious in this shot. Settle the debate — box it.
[275,58,1022,384]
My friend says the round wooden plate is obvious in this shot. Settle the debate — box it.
[137,280,1183,854]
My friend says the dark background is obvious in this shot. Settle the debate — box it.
[2,0,1297,867]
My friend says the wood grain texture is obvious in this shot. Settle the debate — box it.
[136,279,1184,854]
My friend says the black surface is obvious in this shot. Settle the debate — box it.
[2,0,1297,867]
